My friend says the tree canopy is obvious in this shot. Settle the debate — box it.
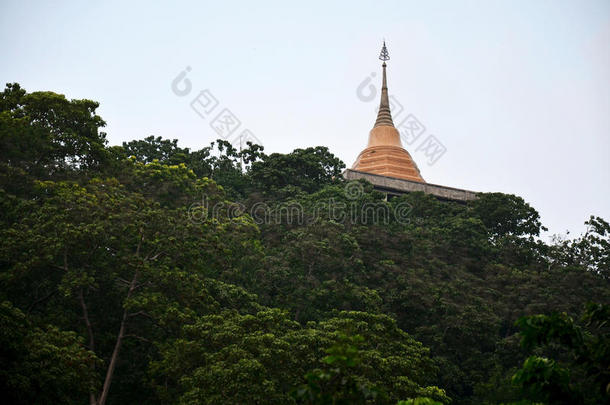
[1,83,608,404]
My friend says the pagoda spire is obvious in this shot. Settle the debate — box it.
[374,41,394,128]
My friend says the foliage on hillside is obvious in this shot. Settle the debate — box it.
[1,83,608,404]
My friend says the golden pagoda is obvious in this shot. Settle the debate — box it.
[351,42,425,183]
[345,42,477,202]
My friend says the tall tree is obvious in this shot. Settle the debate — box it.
[0,83,108,176]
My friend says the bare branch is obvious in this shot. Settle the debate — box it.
[127,310,153,319]
[26,289,57,314]
[124,334,153,344]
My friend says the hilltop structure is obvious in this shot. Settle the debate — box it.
[343,42,477,202]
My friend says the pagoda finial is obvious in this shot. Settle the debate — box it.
[374,41,394,127]
[379,40,390,62]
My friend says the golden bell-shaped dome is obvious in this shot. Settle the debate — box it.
[352,126,424,182]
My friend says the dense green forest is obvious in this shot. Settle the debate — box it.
[0,83,608,404]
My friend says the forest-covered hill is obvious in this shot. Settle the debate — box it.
[1,83,608,404]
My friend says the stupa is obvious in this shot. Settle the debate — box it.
[344,42,477,202]
[351,41,425,183]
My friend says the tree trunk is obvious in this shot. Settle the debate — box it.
[67,248,97,405]
[97,268,139,405]
[79,288,97,405]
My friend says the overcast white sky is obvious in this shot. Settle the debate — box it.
[1,0,608,239]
